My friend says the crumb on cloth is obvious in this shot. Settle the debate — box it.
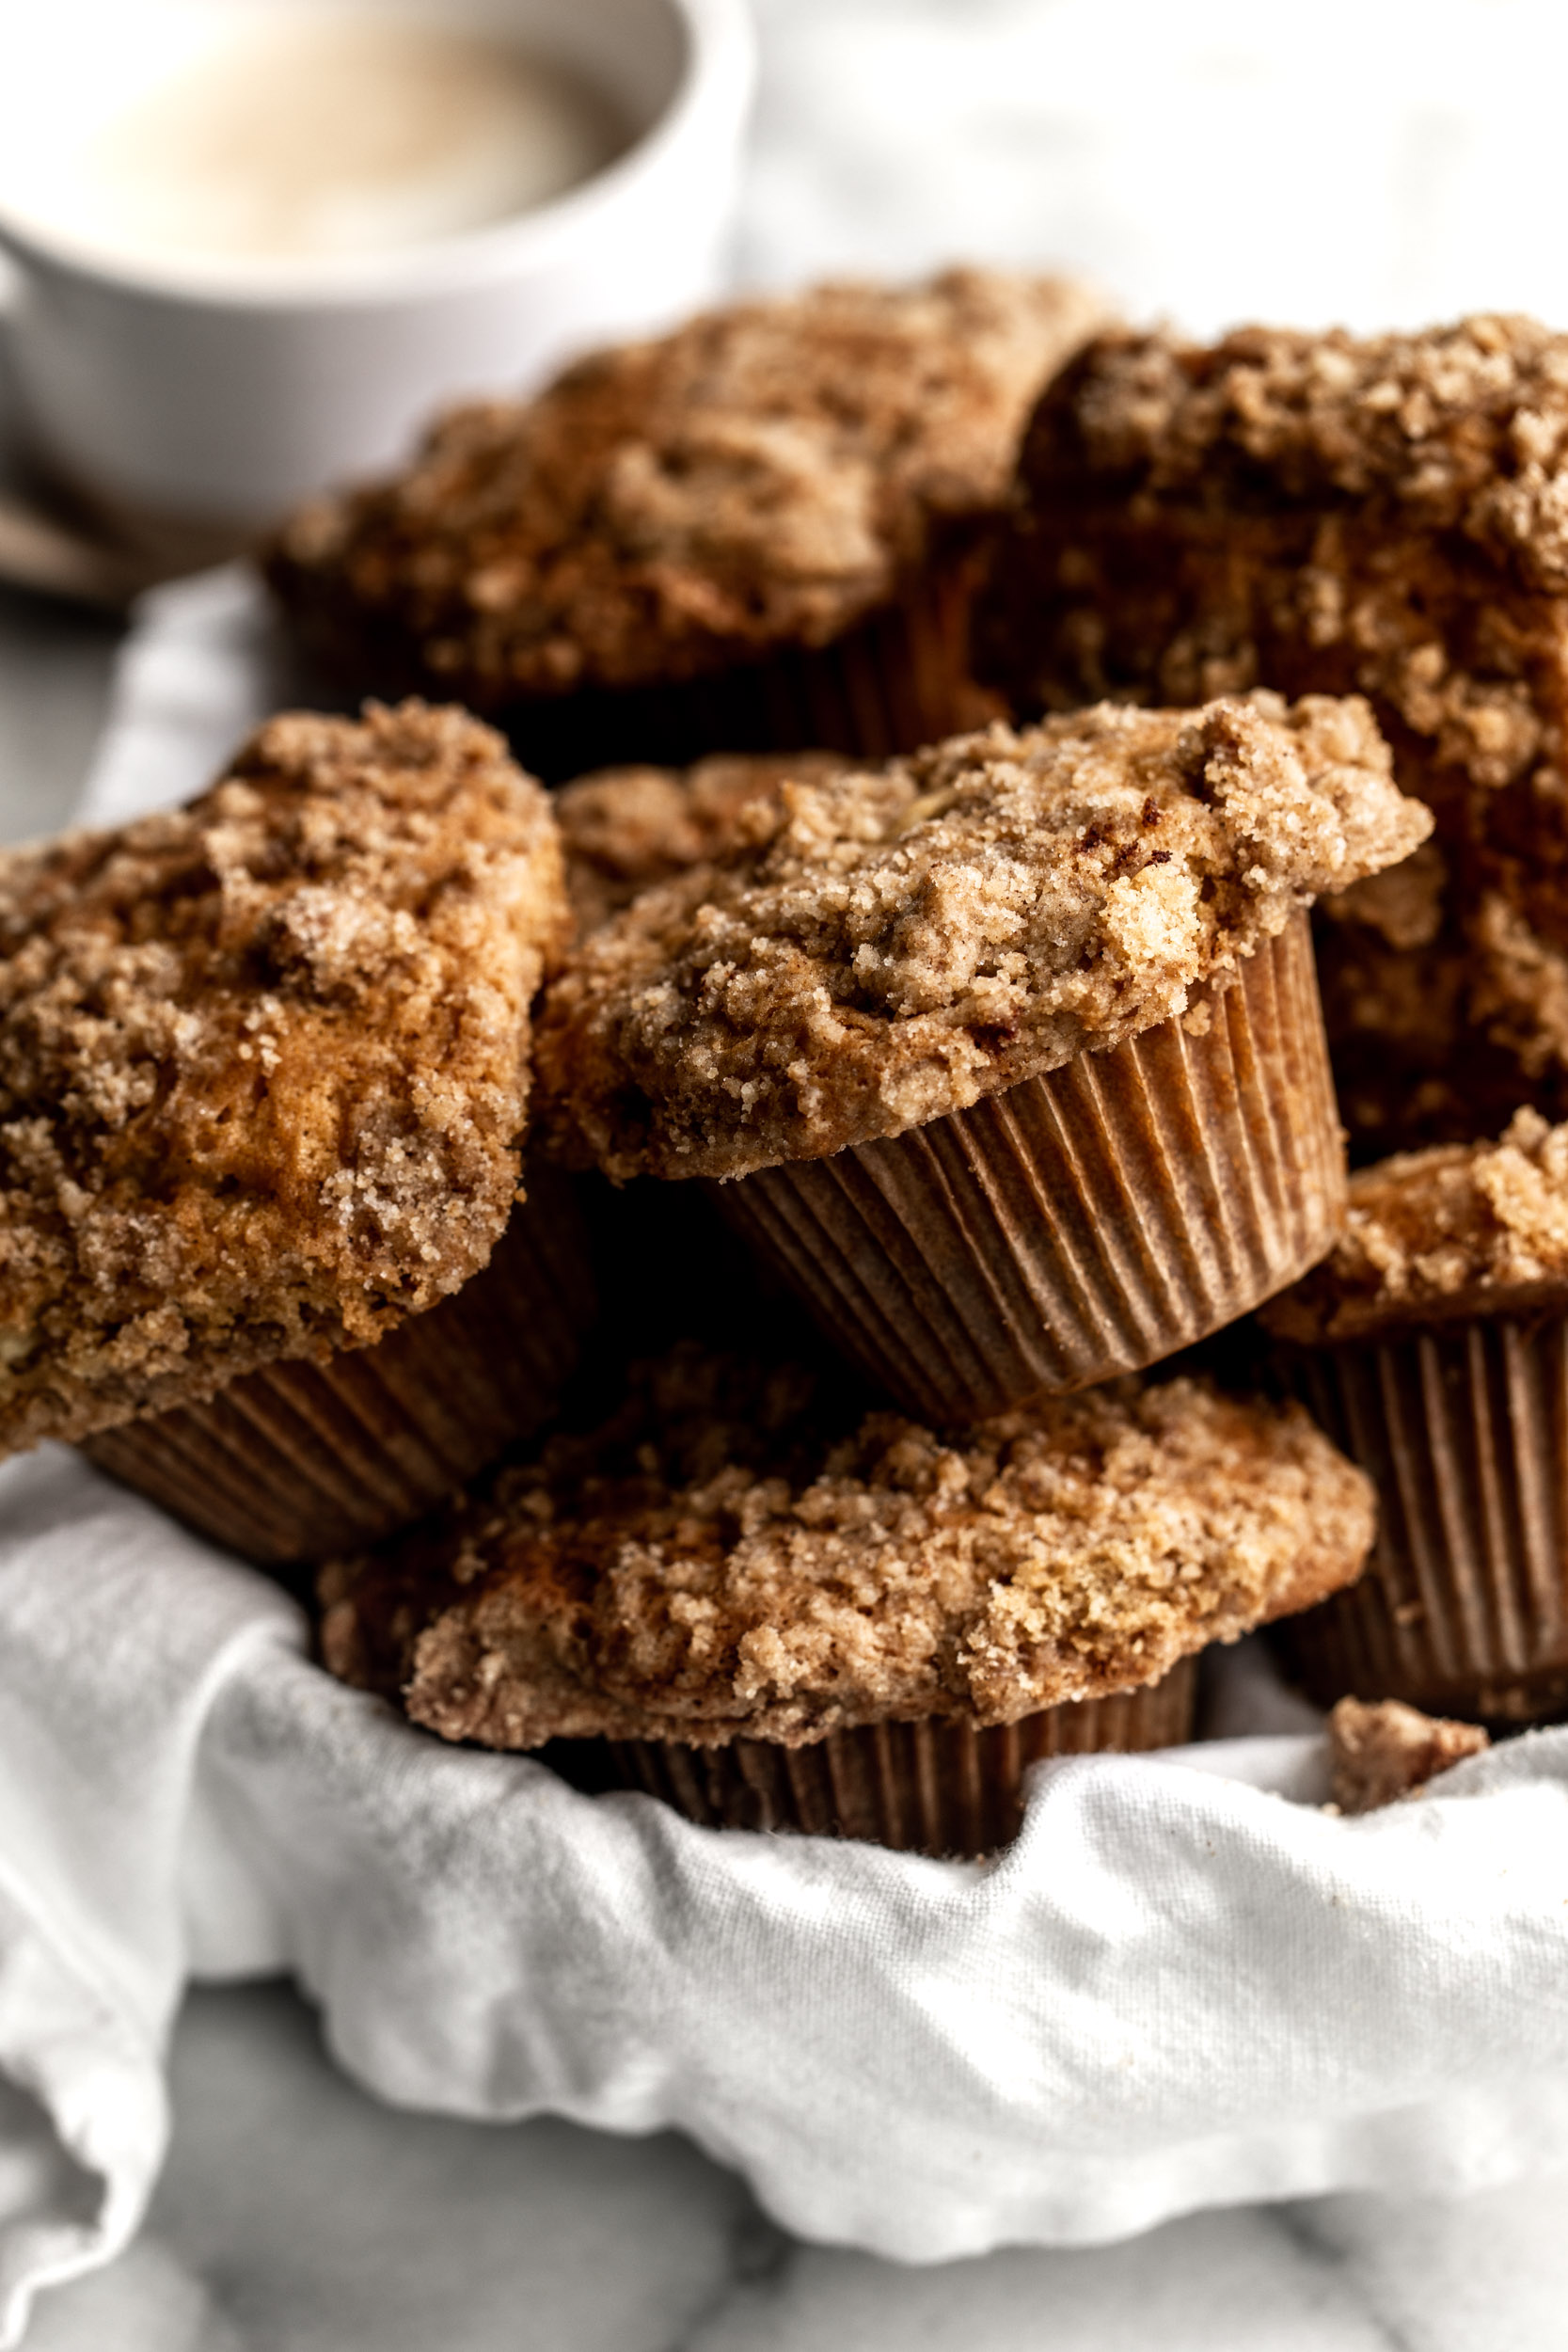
[1327,1694,1489,1815]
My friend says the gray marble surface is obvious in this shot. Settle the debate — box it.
[16,1983,1568,2352]
[10,5,1568,2343]
[0,588,118,842]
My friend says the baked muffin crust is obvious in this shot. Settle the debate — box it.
[977,315,1568,1146]
[537,694,1429,1183]
[320,1347,1374,1747]
[1264,1107,1568,1342]
[266,270,1106,705]
[556,752,840,933]
[1314,851,1563,1157]
[0,701,568,1451]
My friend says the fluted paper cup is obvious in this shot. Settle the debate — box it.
[82,1170,594,1567]
[1275,1311,1568,1724]
[511,546,992,781]
[593,1660,1196,1857]
[711,909,1345,1423]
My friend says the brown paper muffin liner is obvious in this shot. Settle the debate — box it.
[591,1660,1196,1857]
[1274,1310,1568,1724]
[82,1169,595,1568]
[506,541,993,782]
[709,910,1346,1423]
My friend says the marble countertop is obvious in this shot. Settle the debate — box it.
[10,6,1568,2343]
[18,1982,1568,2352]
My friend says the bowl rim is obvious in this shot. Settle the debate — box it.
[0,0,755,313]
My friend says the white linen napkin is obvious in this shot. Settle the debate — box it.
[6,568,1568,2346]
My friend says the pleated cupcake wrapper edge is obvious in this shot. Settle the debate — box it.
[83,1171,595,1565]
[508,551,987,779]
[1275,1311,1568,1724]
[712,911,1346,1422]
[600,1658,1197,1857]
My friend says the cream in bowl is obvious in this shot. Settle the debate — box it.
[16,16,631,272]
[0,0,754,529]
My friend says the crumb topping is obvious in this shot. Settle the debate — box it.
[318,1347,1374,1747]
[556,752,840,933]
[0,701,569,1451]
[1318,842,1447,954]
[536,694,1427,1182]
[1264,1106,1568,1341]
[1467,889,1568,1077]
[981,316,1568,806]
[976,314,1568,1145]
[1023,317,1568,576]
[1312,862,1562,1161]
[1327,1695,1488,1815]
[266,270,1106,701]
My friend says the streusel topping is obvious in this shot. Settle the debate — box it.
[556,753,839,933]
[267,270,1106,699]
[537,694,1429,1182]
[0,701,568,1451]
[1264,1106,1568,1342]
[319,1346,1374,1747]
[1024,316,1568,579]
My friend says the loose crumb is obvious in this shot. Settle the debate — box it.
[0,701,568,1451]
[1327,1695,1489,1814]
[319,1345,1375,1749]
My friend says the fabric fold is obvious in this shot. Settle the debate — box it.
[0,1450,301,2344]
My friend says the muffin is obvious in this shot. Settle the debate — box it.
[0,699,590,1562]
[975,315,1568,1153]
[1312,852,1564,1160]
[266,270,1108,779]
[319,1344,1376,1855]
[555,751,841,933]
[537,694,1430,1421]
[1264,1109,1568,1723]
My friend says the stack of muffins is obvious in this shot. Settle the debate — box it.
[975,313,1568,1735]
[11,274,1561,1856]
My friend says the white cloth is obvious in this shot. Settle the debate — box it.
[5,568,1568,2347]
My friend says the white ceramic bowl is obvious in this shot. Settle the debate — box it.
[0,0,754,531]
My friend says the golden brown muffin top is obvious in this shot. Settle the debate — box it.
[1264,1107,1568,1342]
[555,752,841,933]
[268,270,1106,698]
[0,701,568,1452]
[319,1345,1374,1748]
[537,693,1429,1183]
[1023,315,1568,582]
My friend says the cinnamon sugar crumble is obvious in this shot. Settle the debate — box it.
[319,1348,1374,1748]
[977,315,1568,1148]
[1264,1107,1568,1342]
[556,753,840,933]
[0,701,568,1452]
[536,694,1427,1183]
[266,270,1107,704]
[1314,866,1563,1160]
